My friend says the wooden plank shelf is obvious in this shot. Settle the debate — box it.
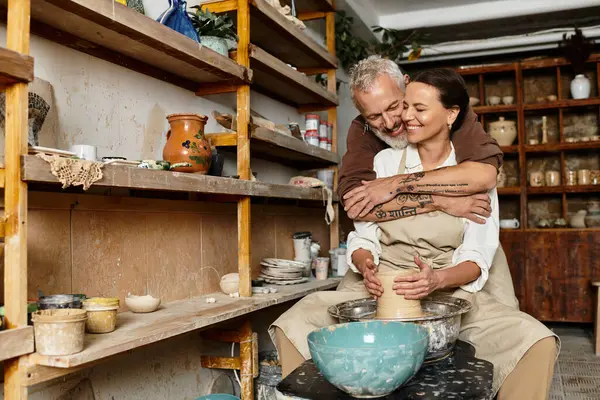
[281,0,334,13]
[527,185,600,194]
[523,98,600,111]
[500,145,519,154]
[0,327,34,362]
[26,278,341,371]
[524,141,600,153]
[3,0,250,92]
[21,155,338,202]
[472,104,517,114]
[0,47,34,90]
[498,187,521,195]
[245,44,338,107]
[207,127,339,169]
[214,0,337,69]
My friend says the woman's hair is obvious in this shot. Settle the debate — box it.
[410,68,469,133]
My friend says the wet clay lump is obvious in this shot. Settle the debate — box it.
[375,269,424,319]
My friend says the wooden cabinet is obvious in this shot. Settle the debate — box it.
[501,230,600,322]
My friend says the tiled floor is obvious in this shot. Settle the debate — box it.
[549,324,600,400]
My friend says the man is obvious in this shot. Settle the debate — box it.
[336,56,557,399]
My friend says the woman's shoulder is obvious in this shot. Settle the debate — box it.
[373,147,404,177]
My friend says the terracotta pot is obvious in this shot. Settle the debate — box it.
[489,117,517,146]
[163,113,212,173]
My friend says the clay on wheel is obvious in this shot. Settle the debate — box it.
[375,269,424,319]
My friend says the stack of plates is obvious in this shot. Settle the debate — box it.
[260,258,309,285]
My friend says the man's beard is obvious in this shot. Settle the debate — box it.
[371,125,409,150]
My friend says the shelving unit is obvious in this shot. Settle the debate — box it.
[456,54,600,323]
[1,0,341,399]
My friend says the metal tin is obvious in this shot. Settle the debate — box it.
[305,129,319,146]
[319,137,328,149]
[39,294,82,310]
[328,295,472,362]
[319,122,328,139]
[305,114,319,131]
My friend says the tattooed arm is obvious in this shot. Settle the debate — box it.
[344,161,497,219]
[364,194,437,222]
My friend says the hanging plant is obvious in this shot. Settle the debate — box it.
[559,28,594,75]
[334,11,425,72]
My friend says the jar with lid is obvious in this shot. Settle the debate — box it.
[305,129,319,146]
[319,121,328,141]
[305,114,319,131]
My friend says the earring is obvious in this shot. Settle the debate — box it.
[448,123,452,130]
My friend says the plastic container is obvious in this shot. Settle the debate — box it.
[305,114,319,131]
[82,297,119,334]
[39,294,82,310]
[292,231,312,262]
[304,129,319,146]
[317,169,334,190]
[336,248,348,277]
[32,309,87,356]
[315,257,329,280]
[319,137,328,150]
[319,121,328,141]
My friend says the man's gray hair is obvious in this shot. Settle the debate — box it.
[349,55,406,108]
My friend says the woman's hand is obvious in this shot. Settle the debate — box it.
[392,255,441,299]
[352,249,383,298]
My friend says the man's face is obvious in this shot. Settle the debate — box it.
[354,74,407,148]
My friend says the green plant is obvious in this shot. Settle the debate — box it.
[559,28,595,75]
[189,7,238,41]
[335,11,424,72]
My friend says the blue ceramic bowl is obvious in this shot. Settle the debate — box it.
[308,321,429,398]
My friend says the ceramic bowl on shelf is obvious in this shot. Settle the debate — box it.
[219,273,240,294]
[487,96,501,106]
[502,96,514,105]
[535,96,546,103]
[546,95,558,102]
[584,211,600,228]
[469,97,480,106]
[308,321,428,398]
[125,294,161,313]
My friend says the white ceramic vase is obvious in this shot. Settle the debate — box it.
[489,117,517,146]
[570,74,591,99]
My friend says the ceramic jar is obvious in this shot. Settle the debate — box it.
[565,170,577,186]
[489,117,517,146]
[163,113,212,173]
[497,166,507,188]
[571,74,591,99]
[570,210,587,228]
[529,171,544,187]
[584,211,600,228]
[545,170,560,187]
[578,169,591,185]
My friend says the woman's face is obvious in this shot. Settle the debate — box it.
[402,82,458,144]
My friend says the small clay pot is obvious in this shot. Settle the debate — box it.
[162,113,212,174]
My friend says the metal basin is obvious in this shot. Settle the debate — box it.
[328,295,472,362]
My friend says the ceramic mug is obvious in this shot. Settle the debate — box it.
[578,169,591,185]
[545,170,560,187]
[70,144,97,161]
[315,257,329,280]
[500,218,520,229]
[529,171,544,187]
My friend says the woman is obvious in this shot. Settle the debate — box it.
[270,68,558,400]
[348,68,558,399]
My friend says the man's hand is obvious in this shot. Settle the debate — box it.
[392,255,441,300]
[435,193,491,224]
[343,177,396,219]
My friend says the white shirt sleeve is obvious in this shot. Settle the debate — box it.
[346,150,398,273]
[452,187,500,292]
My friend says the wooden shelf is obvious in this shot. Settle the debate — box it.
[22,155,338,202]
[0,327,34,362]
[220,0,336,69]
[4,0,249,92]
[527,185,600,194]
[500,145,519,154]
[245,45,338,107]
[25,278,340,372]
[523,98,600,111]
[281,0,334,13]
[472,104,517,114]
[524,141,600,153]
[498,187,521,195]
[0,47,34,90]
[207,127,339,168]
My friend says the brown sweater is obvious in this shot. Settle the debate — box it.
[338,107,503,198]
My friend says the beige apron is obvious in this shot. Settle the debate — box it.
[270,148,558,395]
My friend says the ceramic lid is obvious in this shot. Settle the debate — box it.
[489,116,515,128]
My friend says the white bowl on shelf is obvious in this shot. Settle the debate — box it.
[125,294,161,313]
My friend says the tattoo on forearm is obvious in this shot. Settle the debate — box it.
[395,172,425,194]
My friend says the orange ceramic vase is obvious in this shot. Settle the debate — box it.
[163,113,212,173]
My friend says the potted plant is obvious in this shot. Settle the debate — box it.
[189,7,238,57]
[559,28,595,99]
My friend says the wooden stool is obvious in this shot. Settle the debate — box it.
[594,281,600,356]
